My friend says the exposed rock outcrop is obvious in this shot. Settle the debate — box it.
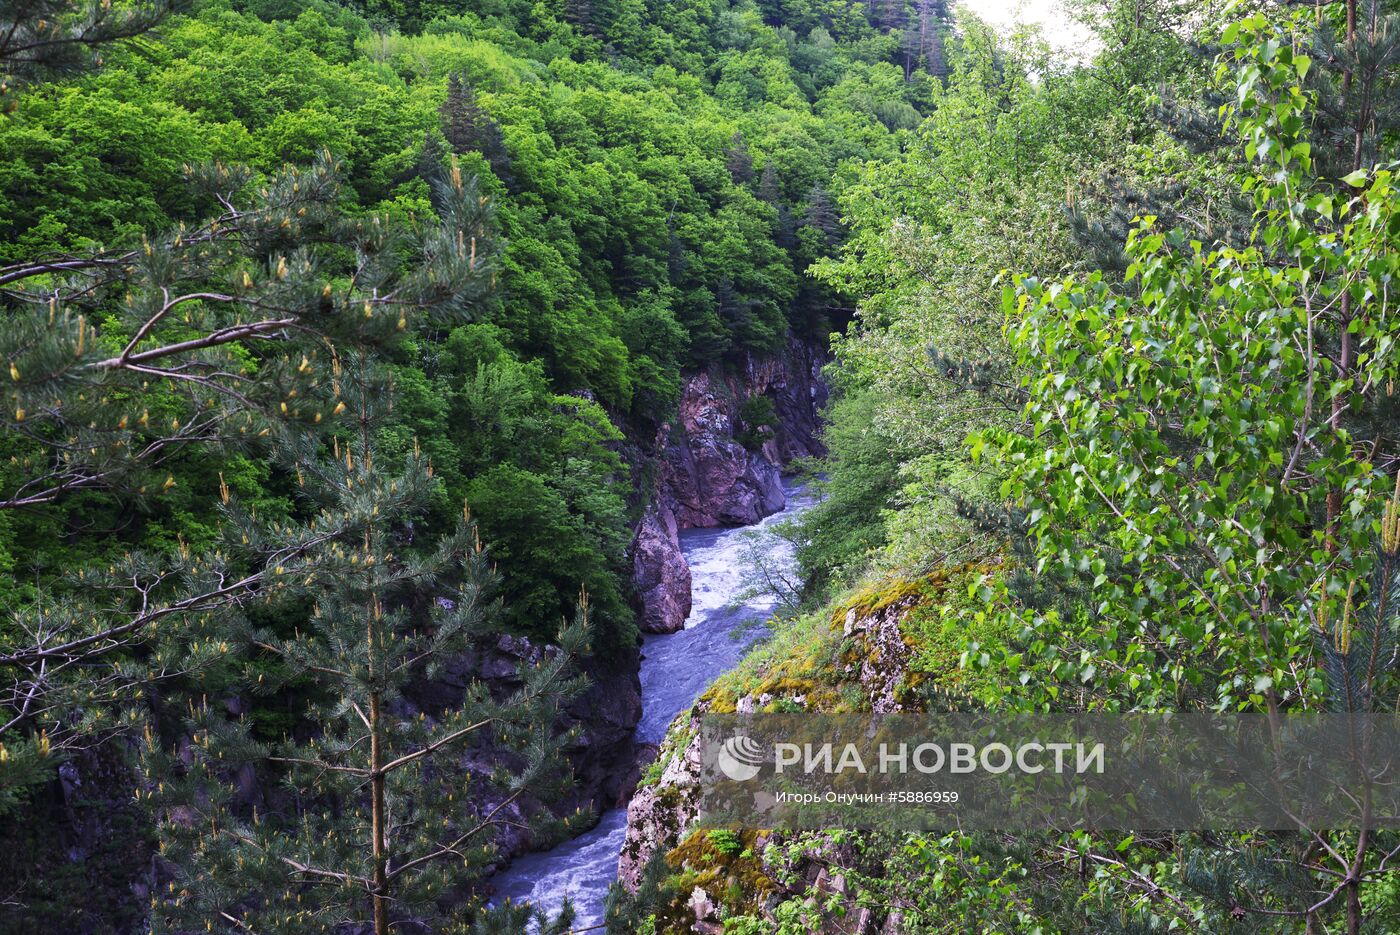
[618,579,938,924]
[631,497,692,634]
[660,339,826,530]
[757,333,829,466]
[618,718,704,889]
[839,595,921,714]
[566,653,644,808]
[659,372,786,528]
[630,336,827,630]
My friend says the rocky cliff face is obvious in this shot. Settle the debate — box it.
[616,590,927,928]
[632,337,827,633]
[401,633,643,871]
[618,723,705,890]
[631,497,692,635]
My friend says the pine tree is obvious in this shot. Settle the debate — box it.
[914,0,950,79]
[1169,479,1400,935]
[875,0,907,32]
[0,155,497,801]
[1305,0,1400,180]
[757,160,782,204]
[1145,0,1400,549]
[564,0,595,37]
[1307,481,1400,928]
[715,277,753,337]
[441,73,513,188]
[0,0,178,113]
[900,23,922,79]
[803,184,841,247]
[1292,1,1400,547]
[725,130,754,185]
[141,350,590,935]
[602,852,674,932]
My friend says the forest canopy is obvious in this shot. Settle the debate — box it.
[5,0,1400,933]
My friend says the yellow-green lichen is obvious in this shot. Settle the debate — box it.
[698,563,1000,718]
[829,569,949,628]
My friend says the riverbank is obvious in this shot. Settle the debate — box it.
[488,481,816,925]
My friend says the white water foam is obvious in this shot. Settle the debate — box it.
[487,479,815,927]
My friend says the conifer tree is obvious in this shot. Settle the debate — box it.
[725,130,754,185]
[900,23,922,78]
[803,184,841,247]
[0,0,178,113]
[1293,0,1400,546]
[715,278,753,337]
[0,156,498,800]
[757,160,782,204]
[564,0,595,37]
[775,203,798,251]
[875,0,907,32]
[441,73,513,188]
[140,348,590,935]
[417,129,449,189]
[760,164,798,250]
[914,0,950,78]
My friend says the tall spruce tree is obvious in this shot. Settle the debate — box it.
[914,0,950,78]
[757,160,782,204]
[803,184,841,247]
[441,73,513,189]
[725,131,754,185]
[875,0,907,32]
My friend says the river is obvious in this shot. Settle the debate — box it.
[489,479,815,927]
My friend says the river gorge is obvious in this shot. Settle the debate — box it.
[491,479,816,927]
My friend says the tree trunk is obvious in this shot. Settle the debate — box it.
[371,689,389,935]
[1328,0,1362,549]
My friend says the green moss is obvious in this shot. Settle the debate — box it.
[658,829,778,927]
[697,563,999,720]
[900,562,1006,705]
[829,569,948,626]
[701,608,840,712]
[638,720,696,789]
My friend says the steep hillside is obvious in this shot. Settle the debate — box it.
[0,0,954,931]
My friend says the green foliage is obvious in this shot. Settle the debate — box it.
[735,392,778,450]
[0,0,180,113]
[23,0,1378,933]
[796,388,904,592]
[978,17,1400,713]
[798,8,1143,593]
[0,0,929,758]
[694,5,1400,935]
[142,349,590,934]
[707,828,744,856]
[0,152,498,800]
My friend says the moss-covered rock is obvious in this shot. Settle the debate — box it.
[620,561,1002,931]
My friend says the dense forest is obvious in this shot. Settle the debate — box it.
[1,0,1399,933]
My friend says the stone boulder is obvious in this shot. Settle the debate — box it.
[631,499,692,633]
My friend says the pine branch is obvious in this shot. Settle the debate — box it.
[377,717,493,775]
